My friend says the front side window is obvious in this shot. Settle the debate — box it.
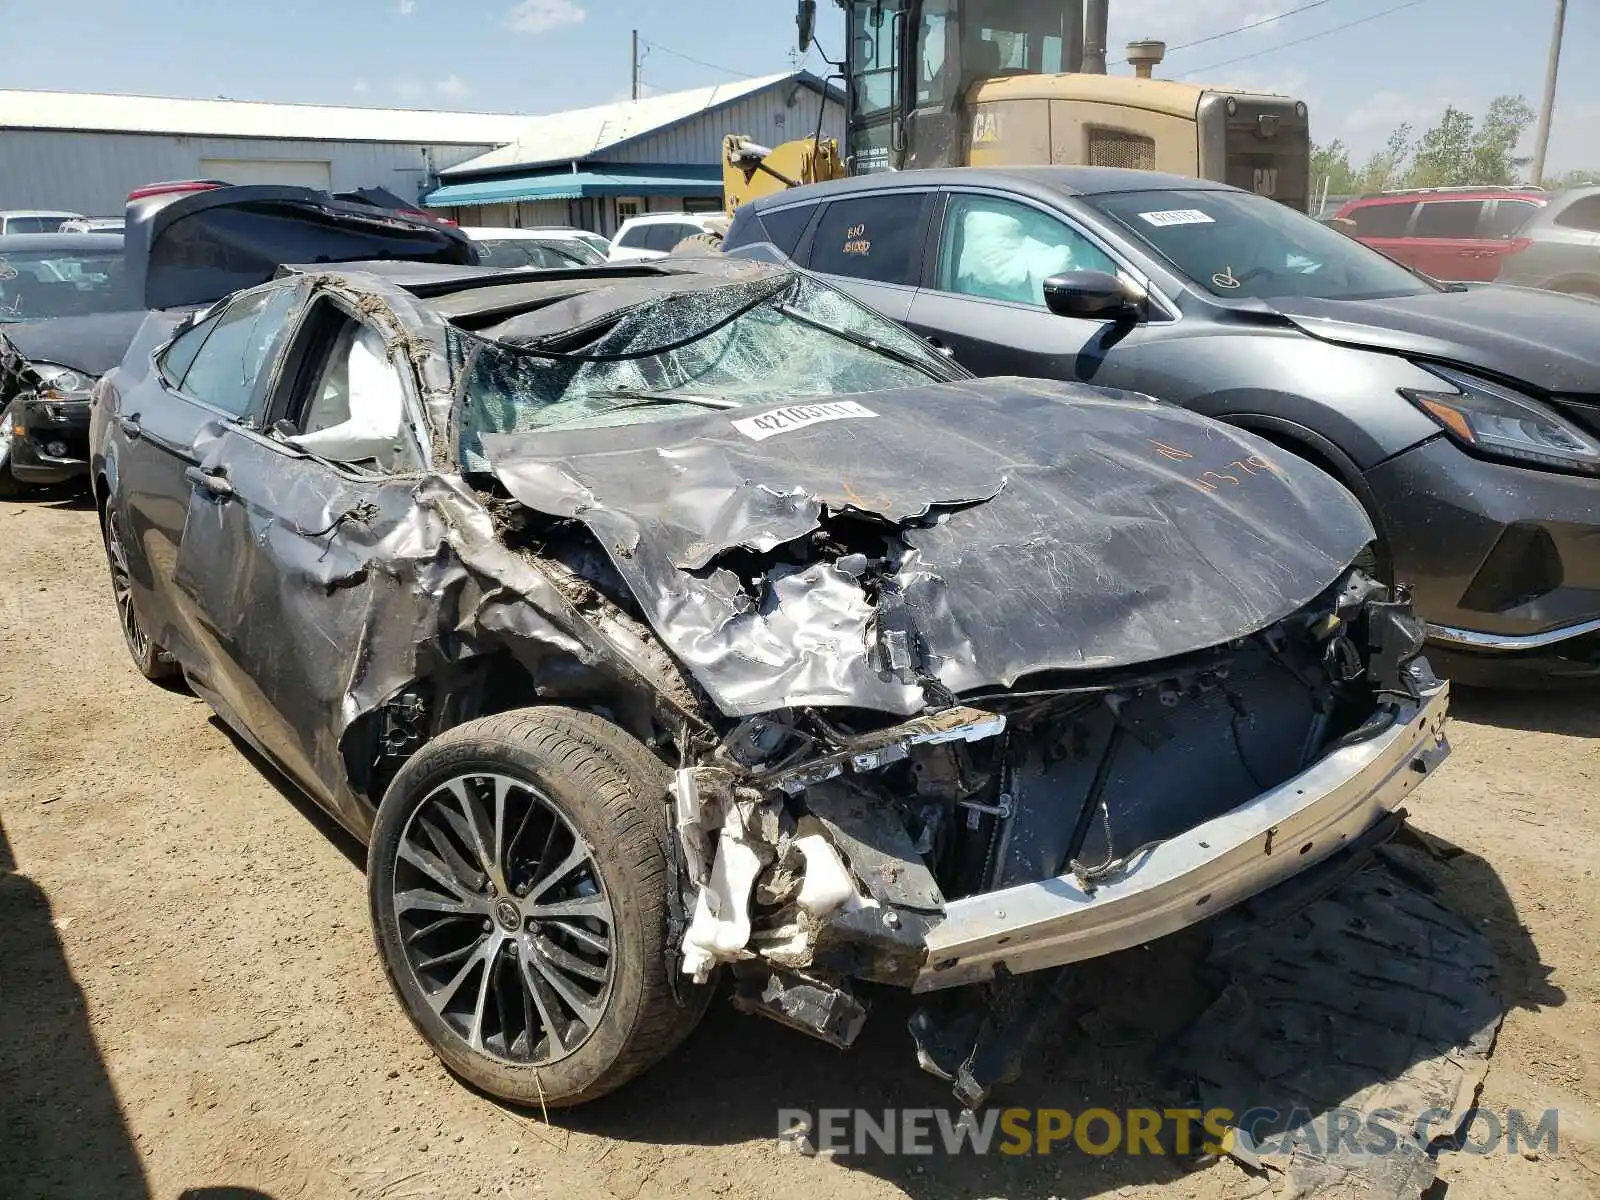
[173,284,299,416]
[289,312,417,471]
[939,193,1116,305]
[1089,188,1436,302]
[808,193,929,283]
[1413,200,1485,239]
[455,273,962,468]
[616,223,650,249]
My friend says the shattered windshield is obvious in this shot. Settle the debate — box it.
[455,273,962,468]
[1086,189,1437,301]
[0,248,135,322]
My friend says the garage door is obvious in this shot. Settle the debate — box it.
[199,158,333,189]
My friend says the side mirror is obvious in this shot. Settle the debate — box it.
[797,0,817,53]
[1042,271,1144,321]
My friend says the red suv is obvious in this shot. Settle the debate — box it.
[1332,187,1547,282]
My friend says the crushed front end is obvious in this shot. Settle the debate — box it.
[666,570,1449,1100]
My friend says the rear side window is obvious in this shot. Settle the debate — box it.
[1485,200,1543,238]
[1346,202,1414,238]
[758,205,817,256]
[1413,200,1485,239]
[1555,195,1600,233]
[615,224,651,250]
[807,193,929,284]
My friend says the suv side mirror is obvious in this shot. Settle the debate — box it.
[1042,271,1144,321]
[797,0,816,52]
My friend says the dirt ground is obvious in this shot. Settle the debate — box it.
[1,493,1595,1200]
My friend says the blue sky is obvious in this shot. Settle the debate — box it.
[2,0,1595,171]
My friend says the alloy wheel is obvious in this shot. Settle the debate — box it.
[105,511,152,660]
[391,772,616,1066]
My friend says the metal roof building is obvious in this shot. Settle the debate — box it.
[0,90,533,217]
[423,73,844,234]
[0,73,843,236]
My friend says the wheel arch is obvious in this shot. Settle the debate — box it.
[1221,413,1394,576]
[339,648,678,813]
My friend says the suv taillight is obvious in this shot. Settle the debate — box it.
[127,180,226,200]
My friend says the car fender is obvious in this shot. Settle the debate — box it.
[1123,335,1447,470]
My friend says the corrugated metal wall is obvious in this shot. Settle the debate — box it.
[0,129,497,214]
[611,87,846,164]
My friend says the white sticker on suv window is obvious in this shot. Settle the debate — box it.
[732,401,878,442]
[1138,209,1216,227]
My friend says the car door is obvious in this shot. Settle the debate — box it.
[902,188,1164,383]
[1409,199,1492,281]
[169,291,432,827]
[1478,197,1547,281]
[106,282,300,670]
[798,189,935,322]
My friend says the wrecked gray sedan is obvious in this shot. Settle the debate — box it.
[90,256,1450,1108]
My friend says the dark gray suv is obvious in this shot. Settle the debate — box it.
[723,167,1600,686]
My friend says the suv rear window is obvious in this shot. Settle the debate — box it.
[807,193,929,284]
[1485,199,1543,238]
[1413,200,1484,239]
[1346,202,1414,238]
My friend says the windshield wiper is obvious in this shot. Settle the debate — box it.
[538,389,744,430]
[586,388,743,410]
[776,303,948,377]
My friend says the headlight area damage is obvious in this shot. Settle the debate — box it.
[462,380,1451,1106]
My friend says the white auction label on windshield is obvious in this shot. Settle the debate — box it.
[1137,209,1216,227]
[732,401,879,442]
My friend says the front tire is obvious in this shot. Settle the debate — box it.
[368,707,709,1108]
[101,506,178,680]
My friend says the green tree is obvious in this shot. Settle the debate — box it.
[1311,139,1359,194]
[1410,105,1476,186]
[1471,94,1536,184]
[1355,124,1414,193]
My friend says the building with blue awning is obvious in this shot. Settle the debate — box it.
[423,73,844,236]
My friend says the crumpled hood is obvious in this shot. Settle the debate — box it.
[0,310,148,377]
[482,378,1374,716]
[1270,285,1600,394]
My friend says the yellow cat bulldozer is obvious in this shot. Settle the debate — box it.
[693,0,1312,247]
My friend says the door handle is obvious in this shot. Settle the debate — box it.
[185,465,235,500]
[119,414,142,440]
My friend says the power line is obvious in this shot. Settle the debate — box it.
[1178,0,1433,78]
[642,38,758,80]
[1113,0,1335,64]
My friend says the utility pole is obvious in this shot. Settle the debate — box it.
[1530,0,1566,186]
[631,29,641,101]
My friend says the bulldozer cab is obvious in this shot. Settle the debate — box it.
[831,0,1312,209]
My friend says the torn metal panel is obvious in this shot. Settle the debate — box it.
[484,378,1374,716]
